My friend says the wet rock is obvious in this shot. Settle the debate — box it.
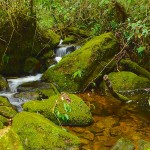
[78,130,94,141]
[0,126,24,150]
[42,32,119,92]
[18,82,59,98]
[14,91,40,101]
[0,75,8,91]
[111,137,135,150]
[138,139,150,150]
[23,93,93,126]
[12,112,79,150]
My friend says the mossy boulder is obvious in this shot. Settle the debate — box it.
[41,29,60,49]
[0,127,24,150]
[17,82,59,98]
[23,57,40,74]
[0,96,12,107]
[120,59,150,80]
[111,137,135,150]
[0,115,9,126]
[0,75,8,91]
[23,93,92,126]
[62,36,77,44]
[0,106,17,118]
[65,27,91,38]
[0,121,3,129]
[105,71,150,91]
[12,111,79,150]
[42,32,119,92]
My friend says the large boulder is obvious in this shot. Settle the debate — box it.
[42,32,119,92]
[0,127,24,150]
[23,93,92,126]
[0,75,8,91]
[12,111,79,150]
[103,71,150,91]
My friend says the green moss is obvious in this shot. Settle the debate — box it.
[12,112,79,150]
[108,71,150,91]
[0,96,12,107]
[42,29,60,48]
[0,121,3,129]
[0,127,24,150]
[0,75,8,90]
[23,57,39,74]
[0,106,17,118]
[38,83,59,97]
[0,115,8,125]
[42,32,119,92]
[23,94,92,126]
[62,36,77,44]
[66,27,91,37]
[120,59,150,80]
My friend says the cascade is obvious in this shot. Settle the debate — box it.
[0,41,79,111]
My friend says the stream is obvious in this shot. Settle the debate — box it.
[0,44,79,111]
[0,43,150,149]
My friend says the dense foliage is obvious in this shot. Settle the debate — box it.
[0,0,149,63]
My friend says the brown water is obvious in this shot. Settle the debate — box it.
[65,90,150,150]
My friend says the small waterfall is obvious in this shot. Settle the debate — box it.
[0,73,43,111]
[8,74,42,92]
[55,45,79,62]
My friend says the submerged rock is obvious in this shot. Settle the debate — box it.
[42,32,119,92]
[111,137,135,150]
[0,127,24,150]
[23,93,93,126]
[12,111,79,150]
[0,75,8,91]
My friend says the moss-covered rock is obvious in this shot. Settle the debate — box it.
[62,36,77,44]
[12,111,79,150]
[65,27,91,38]
[106,71,150,91]
[111,137,135,150]
[0,96,12,107]
[0,121,3,129]
[41,29,60,49]
[120,59,150,80]
[23,93,92,126]
[17,82,59,98]
[23,57,40,74]
[42,32,119,92]
[0,115,9,126]
[0,75,8,91]
[0,127,24,150]
[0,106,17,118]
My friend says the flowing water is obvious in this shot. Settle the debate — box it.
[0,44,78,110]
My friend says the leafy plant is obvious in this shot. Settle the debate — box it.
[73,69,83,78]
